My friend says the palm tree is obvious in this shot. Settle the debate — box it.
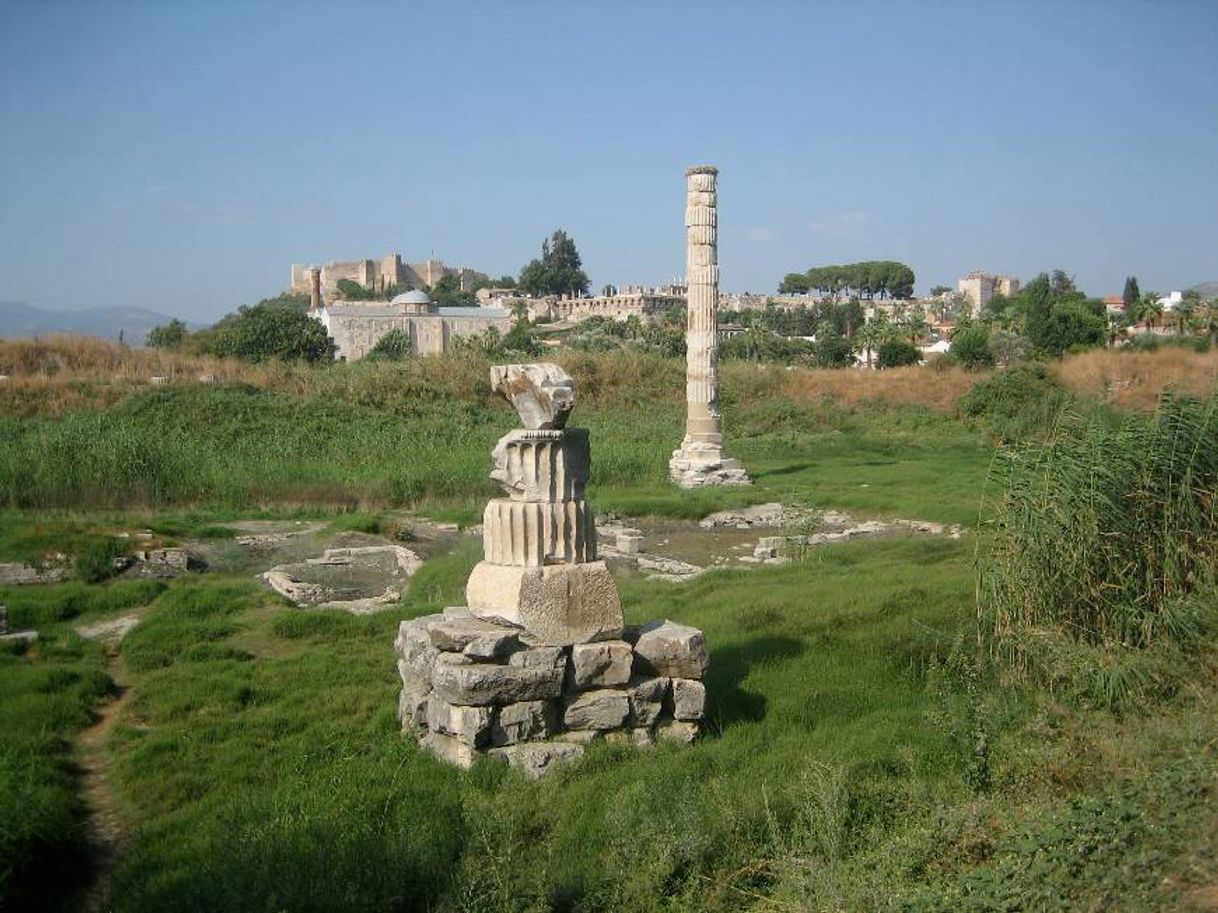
[855,317,884,368]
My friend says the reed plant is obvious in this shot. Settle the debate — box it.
[980,390,1218,704]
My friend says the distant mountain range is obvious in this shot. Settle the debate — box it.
[0,301,203,345]
[1189,281,1218,299]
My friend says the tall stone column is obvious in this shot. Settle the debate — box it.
[308,267,322,312]
[669,166,750,487]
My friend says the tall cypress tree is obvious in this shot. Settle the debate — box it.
[1122,276,1141,311]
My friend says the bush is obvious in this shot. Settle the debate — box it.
[74,537,126,583]
[812,334,855,368]
[203,304,336,364]
[980,391,1218,707]
[368,328,413,361]
[950,323,994,369]
[957,363,1072,441]
[876,338,921,369]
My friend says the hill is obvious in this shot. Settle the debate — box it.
[0,300,201,344]
[1188,280,1218,298]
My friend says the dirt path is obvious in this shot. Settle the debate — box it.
[76,671,132,913]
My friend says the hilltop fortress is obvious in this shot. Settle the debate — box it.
[291,253,488,298]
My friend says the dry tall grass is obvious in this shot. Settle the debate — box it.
[4,335,1216,418]
[1054,347,1218,410]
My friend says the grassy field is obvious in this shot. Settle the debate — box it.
[2,344,1216,910]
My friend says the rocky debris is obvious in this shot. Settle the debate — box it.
[231,520,328,550]
[699,502,788,529]
[119,547,191,578]
[631,621,710,679]
[0,561,69,585]
[261,544,421,614]
[76,614,141,645]
[395,611,708,775]
[634,555,705,582]
[489,362,575,430]
[753,536,785,560]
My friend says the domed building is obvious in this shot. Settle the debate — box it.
[313,287,510,361]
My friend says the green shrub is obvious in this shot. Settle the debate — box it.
[957,363,1072,441]
[367,328,414,360]
[950,323,994,369]
[876,338,921,369]
[73,536,126,583]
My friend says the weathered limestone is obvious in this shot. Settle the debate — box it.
[632,620,710,679]
[394,612,708,775]
[467,363,623,644]
[670,166,751,488]
[569,641,633,689]
[395,364,710,775]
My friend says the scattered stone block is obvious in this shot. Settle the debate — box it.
[671,679,706,721]
[633,620,710,679]
[396,617,442,680]
[604,727,655,747]
[562,689,630,730]
[397,682,430,734]
[569,640,633,689]
[490,700,556,746]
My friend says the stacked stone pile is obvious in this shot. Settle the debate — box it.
[395,612,708,777]
[395,363,710,777]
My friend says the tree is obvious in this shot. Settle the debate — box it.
[1122,276,1141,312]
[778,272,811,294]
[430,274,476,308]
[951,321,994,369]
[336,278,378,301]
[205,304,335,363]
[146,318,187,350]
[876,338,920,368]
[812,333,855,368]
[518,229,590,297]
[854,316,887,368]
[929,285,953,297]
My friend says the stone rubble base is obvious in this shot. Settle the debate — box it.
[395,608,709,778]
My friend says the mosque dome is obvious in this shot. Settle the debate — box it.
[391,289,433,314]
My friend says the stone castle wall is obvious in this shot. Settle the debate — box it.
[319,303,510,360]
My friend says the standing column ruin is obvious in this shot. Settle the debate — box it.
[307,267,322,313]
[669,166,750,487]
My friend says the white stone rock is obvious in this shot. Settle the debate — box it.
[430,648,565,706]
[426,696,494,747]
[487,741,583,779]
[562,688,630,730]
[466,560,623,646]
[426,615,520,656]
[625,676,669,726]
[632,620,710,679]
[490,700,556,746]
[420,731,479,770]
[397,682,430,734]
[656,719,700,744]
[569,640,633,688]
[489,363,575,430]
[395,616,443,680]
[671,678,707,721]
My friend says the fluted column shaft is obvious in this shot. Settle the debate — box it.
[684,167,723,445]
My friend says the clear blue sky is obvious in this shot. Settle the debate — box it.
[1,0,1215,321]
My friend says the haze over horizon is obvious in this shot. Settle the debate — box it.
[1,0,1215,323]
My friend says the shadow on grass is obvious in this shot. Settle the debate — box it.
[705,635,804,728]
[751,462,816,480]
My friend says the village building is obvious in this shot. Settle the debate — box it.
[312,288,510,361]
[957,270,1021,316]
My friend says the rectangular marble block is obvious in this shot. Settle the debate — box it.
[466,560,624,646]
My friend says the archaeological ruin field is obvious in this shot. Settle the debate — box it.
[2,343,1217,911]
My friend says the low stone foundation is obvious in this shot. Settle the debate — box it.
[395,609,708,778]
